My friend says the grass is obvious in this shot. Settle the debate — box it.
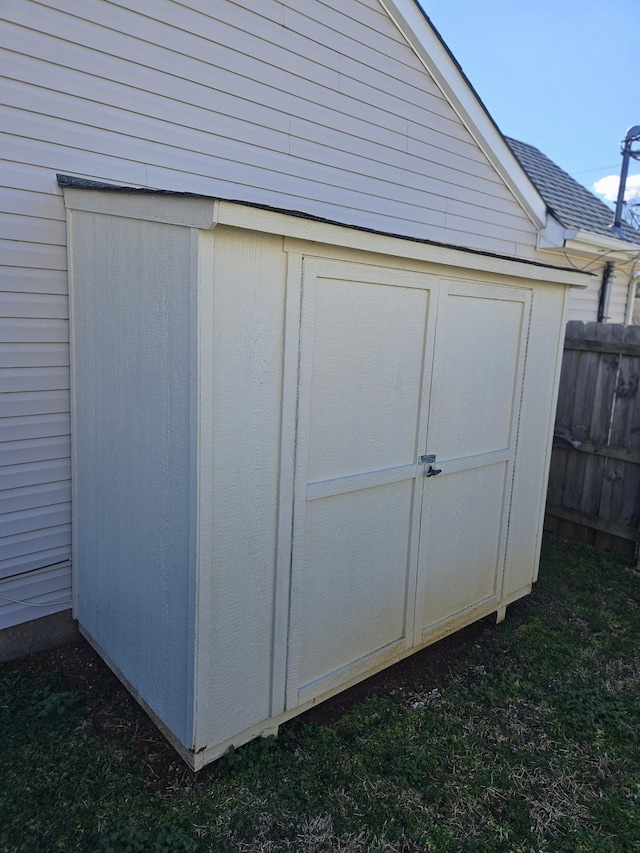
[1,534,640,852]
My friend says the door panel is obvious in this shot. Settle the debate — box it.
[416,280,531,637]
[306,275,429,482]
[421,461,508,627]
[286,259,435,708]
[298,480,415,701]
[433,292,526,459]
[286,264,532,709]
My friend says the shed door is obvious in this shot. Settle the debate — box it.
[285,263,531,709]
[414,280,532,638]
[285,258,436,708]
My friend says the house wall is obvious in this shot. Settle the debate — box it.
[562,258,634,326]
[1,0,542,630]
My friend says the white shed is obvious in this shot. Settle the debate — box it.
[64,185,586,768]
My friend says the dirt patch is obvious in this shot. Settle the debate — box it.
[300,618,489,725]
[7,616,490,791]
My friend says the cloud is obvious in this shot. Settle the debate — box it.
[593,173,640,203]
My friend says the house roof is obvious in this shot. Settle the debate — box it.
[506,136,640,247]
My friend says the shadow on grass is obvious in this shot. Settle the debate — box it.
[1,535,639,852]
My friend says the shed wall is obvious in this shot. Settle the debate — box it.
[195,226,287,747]
[1,0,540,626]
[69,212,196,745]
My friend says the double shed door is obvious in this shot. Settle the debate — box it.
[286,257,531,709]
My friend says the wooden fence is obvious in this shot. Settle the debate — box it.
[544,321,640,561]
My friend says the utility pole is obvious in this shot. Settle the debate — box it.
[611,125,640,237]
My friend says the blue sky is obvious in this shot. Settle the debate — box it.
[421,0,640,207]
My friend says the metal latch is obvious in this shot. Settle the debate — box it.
[420,454,442,477]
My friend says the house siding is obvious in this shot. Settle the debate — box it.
[561,258,633,325]
[605,267,633,325]
[0,0,541,629]
[1,0,539,251]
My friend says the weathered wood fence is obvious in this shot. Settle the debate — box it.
[545,321,640,560]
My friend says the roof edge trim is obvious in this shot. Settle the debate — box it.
[565,229,640,259]
[58,175,589,285]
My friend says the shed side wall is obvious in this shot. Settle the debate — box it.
[70,210,195,746]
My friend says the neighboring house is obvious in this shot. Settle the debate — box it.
[507,137,640,325]
[0,0,587,656]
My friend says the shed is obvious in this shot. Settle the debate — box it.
[64,183,586,768]
[2,0,589,756]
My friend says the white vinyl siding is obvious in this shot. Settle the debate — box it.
[0,0,542,628]
[0,561,71,628]
[605,267,633,325]
[1,153,70,626]
[562,259,632,326]
[1,0,538,252]
[565,272,603,325]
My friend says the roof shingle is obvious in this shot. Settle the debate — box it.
[506,137,640,246]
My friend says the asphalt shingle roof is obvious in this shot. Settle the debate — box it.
[506,137,640,246]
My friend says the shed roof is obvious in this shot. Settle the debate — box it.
[506,137,640,246]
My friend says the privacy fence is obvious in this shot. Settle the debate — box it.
[545,321,640,562]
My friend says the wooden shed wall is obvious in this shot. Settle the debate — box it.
[0,0,541,628]
[69,211,197,743]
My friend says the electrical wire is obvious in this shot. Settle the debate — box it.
[0,593,72,607]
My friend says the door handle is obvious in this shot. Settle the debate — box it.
[426,465,442,477]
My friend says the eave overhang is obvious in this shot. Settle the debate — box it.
[59,176,589,288]
[539,213,640,263]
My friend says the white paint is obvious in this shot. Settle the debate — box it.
[537,227,639,325]
[417,280,531,633]
[69,211,196,745]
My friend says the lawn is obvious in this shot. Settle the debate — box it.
[1,535,639,852]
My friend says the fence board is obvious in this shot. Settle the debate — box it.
[546,322,640,560]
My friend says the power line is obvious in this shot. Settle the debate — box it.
[573,164,624,176]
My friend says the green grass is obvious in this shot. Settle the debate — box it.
[2,535,640,852]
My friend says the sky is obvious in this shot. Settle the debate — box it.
[420,0,640,210]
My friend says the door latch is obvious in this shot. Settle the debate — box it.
[419,454,442,477]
